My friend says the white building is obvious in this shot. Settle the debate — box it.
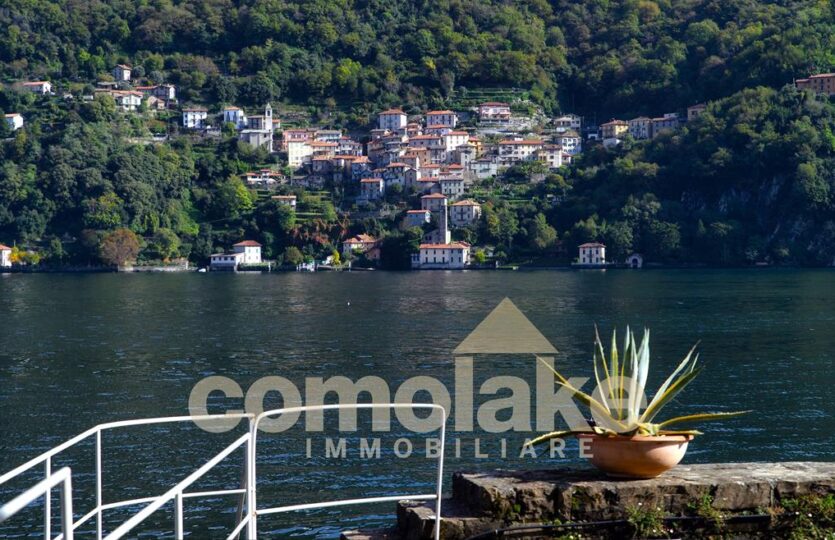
[536,145,565,170]
[4,113,23,131]
[233,240,262,264]
[554,114,581,132]
[578,242,606,266]
[498,139,543,164]
[182,108,208,129]
[469,158,498,179]
[110,90,143,111]
[478,102,511,123]
[113,64,132,82]
[223,106,247,128]
[557,131,582,155]
[415,243,470,269]
[0,243,11,267]
[378,108,407,130]
[439,177,465,198]
[209,241,262,270]
[240,103,276,151]
[287,140,314,168]
[22,81,52,95]
[210,252,244,270]
[425,110,458,128]
[271,195,297,208]
[450,200,482,227]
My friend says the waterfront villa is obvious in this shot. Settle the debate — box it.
[0,244,11,267]
[577,242,606,266]
[210,240,262,270]
[414,242,470,269]
[342,234,381,259]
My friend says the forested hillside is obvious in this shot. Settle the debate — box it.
[2,0,833,115]
[1,0,835,267]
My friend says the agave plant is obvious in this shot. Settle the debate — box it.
[528,327,749,447]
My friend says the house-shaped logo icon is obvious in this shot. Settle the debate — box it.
[454,298,557,356]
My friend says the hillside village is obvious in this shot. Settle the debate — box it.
[4,67,835,271]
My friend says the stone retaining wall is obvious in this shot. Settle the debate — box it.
[342,462,835,539]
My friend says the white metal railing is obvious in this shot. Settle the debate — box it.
[0,467,74,540]
[0,404,447,540]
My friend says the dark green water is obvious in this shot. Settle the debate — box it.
[1,270,834,537]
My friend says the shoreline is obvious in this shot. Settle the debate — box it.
[1,264,831,275]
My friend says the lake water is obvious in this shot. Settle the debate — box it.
[1,270,834,537]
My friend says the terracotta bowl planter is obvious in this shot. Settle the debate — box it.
[577,433,693,479]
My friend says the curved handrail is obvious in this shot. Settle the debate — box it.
[247,403,447,540]
[1,405,448,540]
[0,414,254,540]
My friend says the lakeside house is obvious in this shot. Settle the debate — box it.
[209,240,262,270]
[342,234,381,260]
[576,242,606,266]
[413,242,470,269]
[4,113,23,131]
[0,244,11,267]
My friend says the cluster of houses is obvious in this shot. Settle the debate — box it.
[598,104,706,147]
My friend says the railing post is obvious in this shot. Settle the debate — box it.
[434,409,446,540]
[174,492,183,539]
[246,419,257,540]
[44,457,51,540]
[59,470,74,540]
[96,430,103,540]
